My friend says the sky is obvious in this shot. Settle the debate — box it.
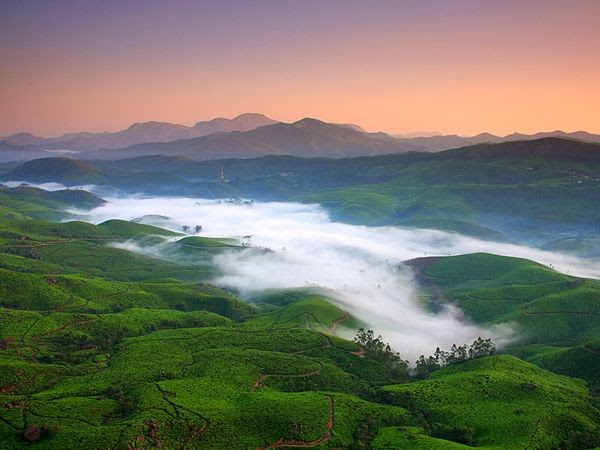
[1,0,599,137]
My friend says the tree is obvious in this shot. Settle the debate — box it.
[434,347,448,365]
[468,337,495,358]
[353,328,409,379]
[412,337,497,378]
[414,355,440,378]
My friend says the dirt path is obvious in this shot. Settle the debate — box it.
[31,314,101,341]
[581,343,600,355]
[329,310,349,333]
[257,396,334,449]
[154,383,209,443]
[351,347,365,357]
[522,308,600,316]
[251,362,323,393]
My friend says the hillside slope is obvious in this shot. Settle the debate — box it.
[407,252,600,389]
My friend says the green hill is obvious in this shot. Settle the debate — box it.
[4,138,600,256]
[409,252,600,389]
[382,355,599,449]
[1,157,107,185]
[97,219,180,238]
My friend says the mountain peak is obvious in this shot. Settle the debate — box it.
[126,121,188,131]
[232,112,272,121]
[3,132,45,146]
[292,117,326,127]
[193,113,276,134]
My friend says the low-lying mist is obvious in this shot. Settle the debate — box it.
[74,196,600,360]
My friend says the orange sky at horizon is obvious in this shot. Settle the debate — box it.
[1,0,599,137]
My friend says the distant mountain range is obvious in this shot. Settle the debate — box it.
[1,113,276,152]
[402,130,600,152]
[1,112,600,162]
[85,118,421,160]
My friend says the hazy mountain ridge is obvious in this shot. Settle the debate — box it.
[399,130,600,151]
[1,113,276,152]
[84,117,423,160]
[2,114,600,162]
[193,112,276,134]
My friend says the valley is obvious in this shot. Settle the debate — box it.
[0,162,598,448]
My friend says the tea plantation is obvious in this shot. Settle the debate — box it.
[0,187,598,448]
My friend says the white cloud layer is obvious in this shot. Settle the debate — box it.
[2,180,101,193]
[74,197,600,360]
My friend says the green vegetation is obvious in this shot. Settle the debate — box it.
[413,337,496,379]
[411,252,600,390]
[0,184,598,448]
[382,356,599,449]
[3,138,600,255]
[0,187,412,448]
[1,157,106,185]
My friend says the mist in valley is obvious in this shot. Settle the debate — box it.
[73,196,600,360]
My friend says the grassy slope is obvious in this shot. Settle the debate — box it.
[413,252,600,389]
[0,189,411,448]
[382,355,599,449]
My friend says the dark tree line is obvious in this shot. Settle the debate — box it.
[352,330,496,381]
[414,337,496,378]
[353,328,409,381]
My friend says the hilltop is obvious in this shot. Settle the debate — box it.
[192,112,276,135]
[1,157,106,185]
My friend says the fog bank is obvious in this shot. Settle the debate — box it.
[74,197,600,359]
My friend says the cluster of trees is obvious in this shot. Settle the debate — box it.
[414,337,496,378]
[182,225,202,233]
[353,331,496,382]
[353,328,409,381]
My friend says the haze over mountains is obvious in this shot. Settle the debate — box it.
[2,112,600,162]
[1,113,276,151]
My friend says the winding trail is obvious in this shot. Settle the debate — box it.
[251,361,324,393]
[581,343,600,355]
[521,308,600,316]
[328,310,349,333]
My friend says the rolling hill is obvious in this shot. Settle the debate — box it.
[4,116,600,162]
[394,130,600,152]
[1,157,106,185]
[407,252,600,389]
[0,141,51,163]
[2,137,599,254]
